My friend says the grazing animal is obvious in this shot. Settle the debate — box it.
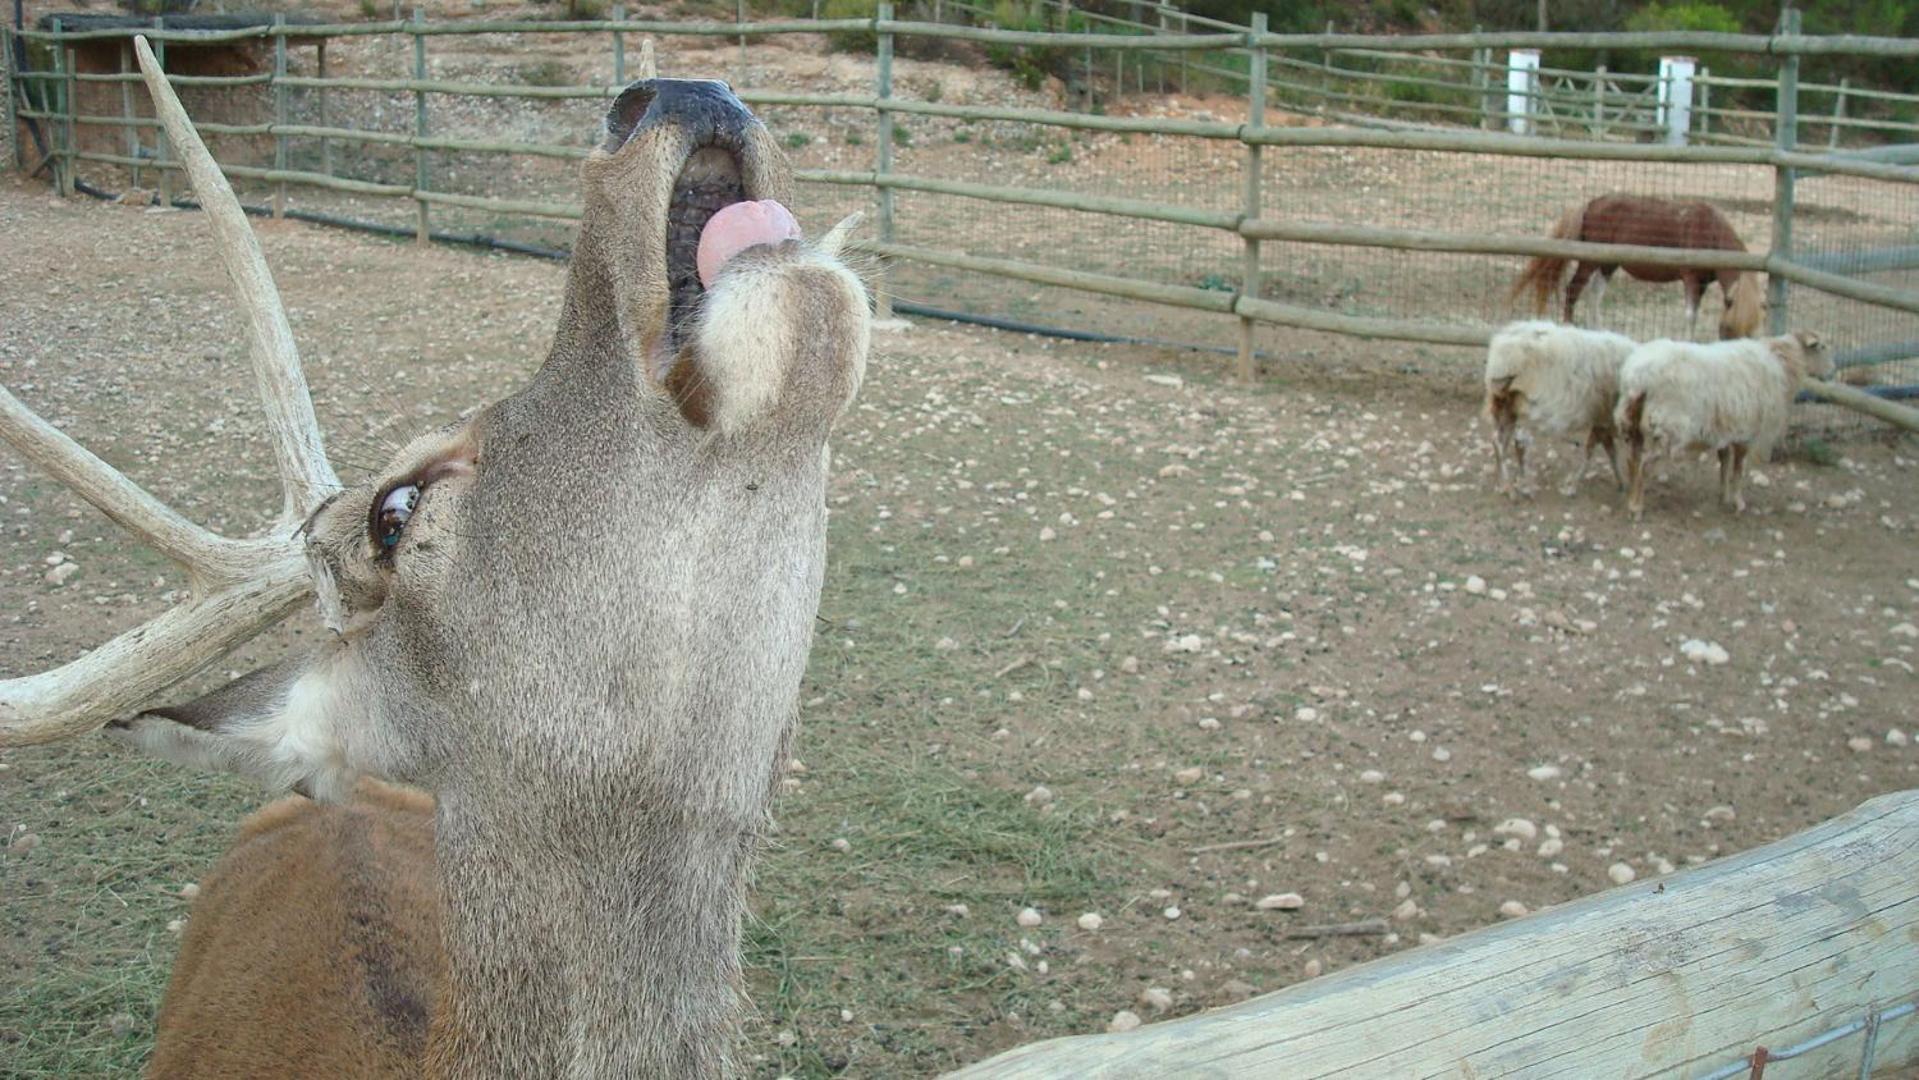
[1615,331,1831,519]
[1509,194,1766,340]
[0,38,871,1079]
[1483,320,1638,498]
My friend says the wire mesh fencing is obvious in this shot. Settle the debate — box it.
[8,14,1919,439]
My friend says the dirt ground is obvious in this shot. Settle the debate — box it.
[1,172,1916,1076]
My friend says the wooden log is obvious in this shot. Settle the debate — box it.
[414,189,583,220]
[411,7,428,244]
[272,15,287,218]
[1237,13,1265,381]
[949,789,1919,1078]
[1767,255,1919,317]
[1799,378,1919,433]
[874,3,895,321]
[69,72,276,86]
[1234,295,1489,347]
[1238,220,1769,271]
[853,240,1237,314]
[805,169,1240,230]
[1769,9,1801,335]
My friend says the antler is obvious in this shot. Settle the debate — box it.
[0,36,336,746]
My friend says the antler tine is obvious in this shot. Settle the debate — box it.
[0,43,338,746]
[0,559,309,747]
[0,386,277,585]
[637,38,657,80]
[133,36,339,525]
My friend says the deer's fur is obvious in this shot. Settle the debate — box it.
[0,54,872,1078]
[1482,320,1637,499]
[1615,330,1831,519]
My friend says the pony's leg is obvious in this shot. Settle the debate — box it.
[1729,443,1750,513]
[1686,276,1706,340]
[1564,263,1596,324]
[1587,271,1610,329]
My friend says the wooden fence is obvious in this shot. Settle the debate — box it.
[4,19,1919,1074]
[952,788,1919,1078]
[931,0,1919,148]
[7,14,1919,430]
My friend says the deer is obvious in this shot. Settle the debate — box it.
[0,35,870,1077]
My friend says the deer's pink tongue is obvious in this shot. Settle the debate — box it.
[697,200,802,288]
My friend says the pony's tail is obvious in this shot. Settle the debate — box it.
[1508,204,1585,316]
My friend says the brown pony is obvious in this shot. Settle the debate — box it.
[1510,194,1766,340]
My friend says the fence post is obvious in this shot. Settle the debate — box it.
[612,3,626,83]
[1236,12,1266,382]
[1768,9,1799,336]
[46,18,63,195]
[3,25,18,173]
[735,0,747,85]
[1469,34,1488,130]
[412,7,429,245]
[875,2,895,322]
[1505,48,1538,135]
[1656,55,1694,146]
[318,39,332,177]
[272,14,287,218]
[1177,11,1188,93]
[120,40,142,189]
[1698,65,1710,140]
[1828,76,1849,150]
[1591,64,1605,137]
[152,19,171,207]
[61,30,77,198]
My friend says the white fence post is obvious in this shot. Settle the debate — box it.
[1506,48,1539,135]
[1657,55,1696,146]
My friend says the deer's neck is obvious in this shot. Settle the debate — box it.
[424,803,762,1077]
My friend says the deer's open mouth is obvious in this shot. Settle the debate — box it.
[665,146,746,350]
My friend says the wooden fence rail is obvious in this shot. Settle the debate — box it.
[950,789,1919,1078]
[7,16,1919,432]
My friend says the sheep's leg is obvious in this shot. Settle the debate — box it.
[1625,439,1648,520]
[1562,430,1599,496]
[1598,428,1625,491]
[1488,412,1512,495]
[1729,443,1750,513]
[1512,433,1534,498]
[1716,446,1733,505]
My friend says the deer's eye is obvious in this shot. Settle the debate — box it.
[371,483,423,554]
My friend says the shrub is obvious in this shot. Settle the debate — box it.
[822,0,878,52]
[784,131,813,149]
[983,0,1075,91]
[517,60,572,87]
[1046,142,1071,164]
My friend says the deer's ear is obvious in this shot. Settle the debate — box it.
[108,651,378,802]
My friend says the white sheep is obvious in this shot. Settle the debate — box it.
[1614,330,1831,518]
[1482,320,1638,498]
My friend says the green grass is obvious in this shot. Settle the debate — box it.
[1,753,258,1075]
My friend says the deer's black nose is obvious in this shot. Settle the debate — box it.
[602,79,755,153]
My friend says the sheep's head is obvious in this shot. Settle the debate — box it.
[1790,330,1833,380]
